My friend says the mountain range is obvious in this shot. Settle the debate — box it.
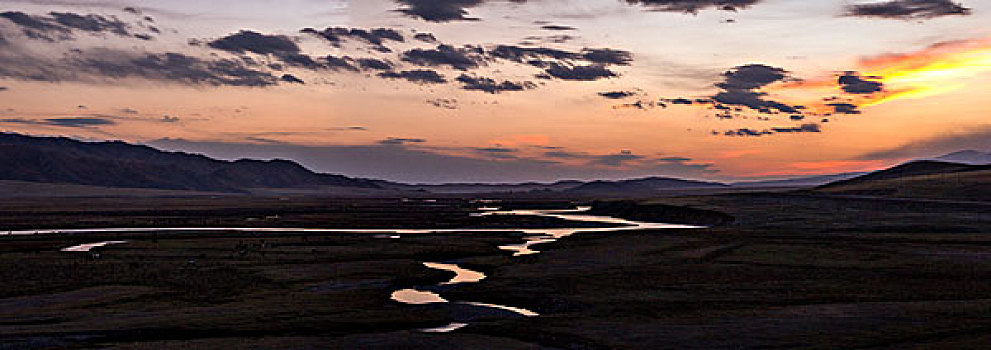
[1,133,988,198]
[0,133,380,193]
[0,133,726,196]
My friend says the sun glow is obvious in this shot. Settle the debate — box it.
[766,38,991,114]
[862,39,991,104]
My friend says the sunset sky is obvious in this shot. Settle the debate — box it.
[1,0,989,183]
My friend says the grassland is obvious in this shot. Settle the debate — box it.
[1,192,990,349]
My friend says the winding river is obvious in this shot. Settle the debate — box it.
[29,206,700,333]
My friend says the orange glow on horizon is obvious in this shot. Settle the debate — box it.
[737,160,888,177]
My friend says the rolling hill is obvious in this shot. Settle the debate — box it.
[816,160,991,201]
[0,133,382,193]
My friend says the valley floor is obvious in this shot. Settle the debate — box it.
[1,193,990,349]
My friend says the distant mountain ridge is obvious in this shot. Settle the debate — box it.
[0,133,381,193]
[0,133,731,196]
[566,177,728,194]
[934,150,991,165]
[730,173,866,188]
[11,133,975,197]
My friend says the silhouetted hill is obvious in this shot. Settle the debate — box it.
[566,177,727,195]
[731,172,865,188]
[817,160,991,201]
[820,161,985,188]
[374,180,586,194]
[0,133,382,193]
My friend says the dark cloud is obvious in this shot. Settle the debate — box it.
[323,55,360,72]
[207,30,300,56]
[590,150,644,167]
[674,64,804,115]
[278,53,327,70]
[394,0,487,22]
[615,100,660,110]
[0,48,282,87]
[0,11,72,41]
[845,0,971,19]
[838,72,884,94]
[544,63,617,81]
[427,98,459,109]
[541,35,576,44]
[544,151,586,159]
[161,115,180,123]
[395,0,763,22]
[401,44,486,70]
[85,51,281,87]
[713,89,800,114]
[486,46,633,81]
[280,74,305,84]
[827,102,862,114]
[206,30,333,70]
[582,48,633,66]
[0,116,117,128]
[356,58,393,71]
[771,123,822,133]
[722,123,822,137]
[413,32,438,43]
[718,64,789,90]
[598,91,635,99]
[0,11,149,42]
[301,27,404,52]
[206,30,395,72]
[475,147,519,159]
[50,12,129,36]
[541,25,576,31]
[377,69,447,84]
[721,128,770,137]
[658,156,692,163]
[379,137,427,145]
[489,45,580,63]
[0,87,7,92]
[624,0,762,13]
[456,74,535,93]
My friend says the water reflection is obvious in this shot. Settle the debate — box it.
[390,289,447,304]
[423,262,486,285]
[457,302,539,317]
[61,241,128,252]
[29,206,700,334]
[420,322,468,333]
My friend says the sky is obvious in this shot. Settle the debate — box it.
[0,0,989,183]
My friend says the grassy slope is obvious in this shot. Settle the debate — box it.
[817,169,991,201]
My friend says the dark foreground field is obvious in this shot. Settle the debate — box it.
[2,193,991,349]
